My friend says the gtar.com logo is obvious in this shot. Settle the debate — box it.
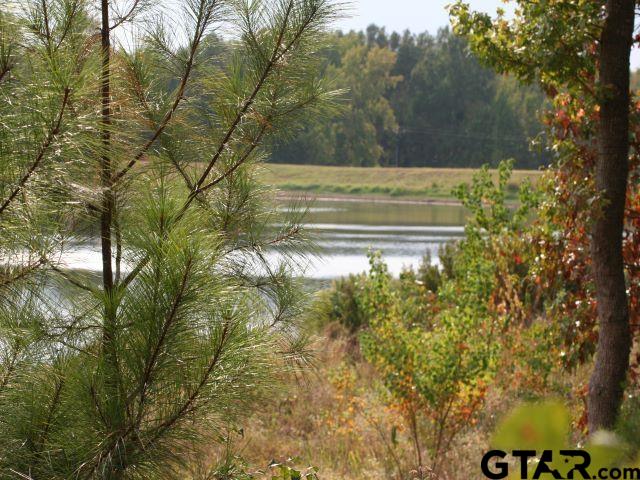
[481,450,640,479]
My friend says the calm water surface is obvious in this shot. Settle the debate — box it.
[59,199,468,280]
[291,199,467,279]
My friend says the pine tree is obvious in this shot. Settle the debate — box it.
[0,0,340,477]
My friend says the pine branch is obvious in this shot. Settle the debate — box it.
[193,0,295,191]
[118,123,268,290]
[41,0,52,47]
[89,383,109,427]
[54,0,81,52]
[0,87,71,216]
[130,256,194,426]
[114,210,123,284]
[82,321,230,476]
[36,376,65,453]
[145,322,231,446]
[0,343,21,391]
[0,258,46,288]
[223,224,302,256]
[109,0,142,31]
[120,1,324,290]
[197,124,268,195]
[113,0,220,183]
[48,263,99,294]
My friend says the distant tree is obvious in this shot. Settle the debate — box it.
[271,27,549,168]
[366,23,379,48]
[272,36,401,166]
[397,29,496,166]
[389,31,400,51]
[335,45,401,166]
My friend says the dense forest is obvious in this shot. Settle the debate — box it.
[270,25,550,168]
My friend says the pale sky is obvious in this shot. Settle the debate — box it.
[335,0,510,35]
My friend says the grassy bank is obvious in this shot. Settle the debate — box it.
[260,163,543,200]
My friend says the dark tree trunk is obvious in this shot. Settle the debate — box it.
[588,0,635,432]
[100,4,125,476]
[100,0,113,294]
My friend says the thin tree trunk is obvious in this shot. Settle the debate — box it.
[100,3,125,476]
[100,0,117,388]
[588,0,634,432]
[407,404,424,479]
[100,0,114,295]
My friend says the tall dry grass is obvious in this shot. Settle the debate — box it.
[195,322,575,479]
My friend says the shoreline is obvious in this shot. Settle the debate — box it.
[276,191,464,206]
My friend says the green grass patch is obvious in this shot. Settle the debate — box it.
[260,164,542,201]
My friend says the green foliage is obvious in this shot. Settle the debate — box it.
[321,274,368,332]
[357,249,494,467]
[188,449,320,480]
[0,0,96,281]
[449,0,600,91]
[0,0,342,477]
[271,27,549,168]
[492,401,570,451]
[268,462,319,480]
[449,0,640,376]
[313,246,457,334]
[312,159,570,469]
[616,398,640,452]
[453,159,532,233]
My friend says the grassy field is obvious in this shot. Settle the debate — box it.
[259,163,543,201]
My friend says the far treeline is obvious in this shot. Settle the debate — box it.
[270,25,551,169]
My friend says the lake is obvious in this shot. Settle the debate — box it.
[58,198,468,280]
[283,198,467,279]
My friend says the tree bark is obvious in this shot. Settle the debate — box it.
[99,3,125,476]
[588,0,635,432]
[100,0,114,295]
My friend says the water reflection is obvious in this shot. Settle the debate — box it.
[298,199,467,279]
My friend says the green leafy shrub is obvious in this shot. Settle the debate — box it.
[313,246,455,335]
[359,251,495,472]
[324,274,368,332]
[327,161,557,473]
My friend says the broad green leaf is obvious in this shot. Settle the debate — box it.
[492,401,569,451]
